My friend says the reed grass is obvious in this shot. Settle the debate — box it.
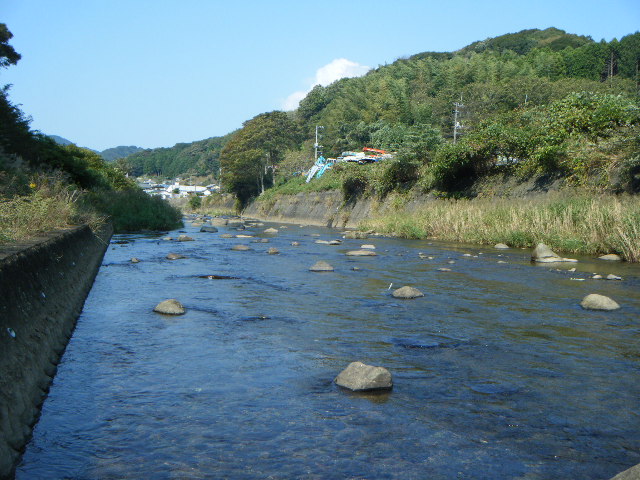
[0,177,103,244]
[360,193,640,261]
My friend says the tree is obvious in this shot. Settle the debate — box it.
[0,24,21,69]
[220,111,299,205]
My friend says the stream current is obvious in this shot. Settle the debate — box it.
[16,220,640,479]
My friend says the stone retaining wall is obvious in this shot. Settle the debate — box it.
[0,224,112,479]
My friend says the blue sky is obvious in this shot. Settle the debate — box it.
[2,0,639,151]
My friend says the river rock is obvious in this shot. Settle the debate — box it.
[344,231,368,239]
[599,254,622,261]
[610,462,640,480]
[177,235,194,242]
[309,261,334,272]
[494,243,509,249]
[531,243,577,263]
[209,218,228,227]
[267,247,279,255]
[162,236,173,241]
[264,228,279,234]
[315,240,330,244]
[220,233,234,238]
[361,244,376,249]
[329,240,342,245]
[231,245,250,251]
[335,361,393,391]
[200,225,218,233]
[153,299,185,315]
[291,241,300,246]
[166,253,186,260]
[226,219,244,227]
[392,286,424,299]
[235,234,253,238]
[345,250,377,256]
[606,274,622,280]
[130,257,140,263]
[580,294,620,311]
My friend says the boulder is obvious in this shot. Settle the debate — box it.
[335,361,392,391]
[220,233,234,238]
[361,244,376,250]
[231,245,250,251]
[200,225,218,233]
[606,274,622,280]
[235,234,253,238]
[329,240,342,245]
[531,243,577,263]
[580,294,620,311]
[309,261,334,272]
[153,299,185,315]
[344,231,368,239]
[494,243,509,249]
[226,219,245,227]
[209,218,228,227]
[177,235,194,242]
[392,286,424,299]
[267,247,279,255]
[609,462,640,480]
[130,257,140,263]
[291,241,300,246]
[264,228,279,234]
[166,253,186,260]
[315,240,330,244]
[599,254,622,261]
[345,250,377,257]
[162,236,173,241]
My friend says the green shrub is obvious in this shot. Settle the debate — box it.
[86,189,183,232]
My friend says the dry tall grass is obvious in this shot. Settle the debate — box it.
[0,176,103,244]
[361,193,640,262]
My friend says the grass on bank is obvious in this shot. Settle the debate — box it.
[0,177,183,244]
[359,193,640,262]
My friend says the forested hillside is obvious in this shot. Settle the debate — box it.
[218,27,640,205]
[122,134,234,179]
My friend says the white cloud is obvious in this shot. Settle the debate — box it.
[282,58,370,111]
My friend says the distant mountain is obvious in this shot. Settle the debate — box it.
[47,134,74,146]
[100,145,145,162]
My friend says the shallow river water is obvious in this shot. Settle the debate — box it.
[16,219,640,479]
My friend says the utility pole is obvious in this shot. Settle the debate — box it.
[453,96,464,144]
[314,125,324,161]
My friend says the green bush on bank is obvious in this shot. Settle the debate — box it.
[85,188,183,233]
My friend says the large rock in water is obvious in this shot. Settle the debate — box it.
[231,244,250,251]
[177,234,194,242]
[166,253,186,260]
[200,225,219,233]
[335,361,393,391]
[392,286,424,299]
[580,294,620,311]
[344,231,368,239]
[599,253,622,261]
[609,462,640,480]
[309,260,334,272]
[153,299,185,315]
[345,250,377,257]
[531,243,577,263]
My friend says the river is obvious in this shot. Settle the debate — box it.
[16,219,640,479]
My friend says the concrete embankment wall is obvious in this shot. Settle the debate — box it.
[0,224,112,479]
[243,190,435,228]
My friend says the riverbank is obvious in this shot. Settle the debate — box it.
[0,224,112,479]
[244,187,640,262]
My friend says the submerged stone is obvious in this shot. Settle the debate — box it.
[345,250,377,257]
